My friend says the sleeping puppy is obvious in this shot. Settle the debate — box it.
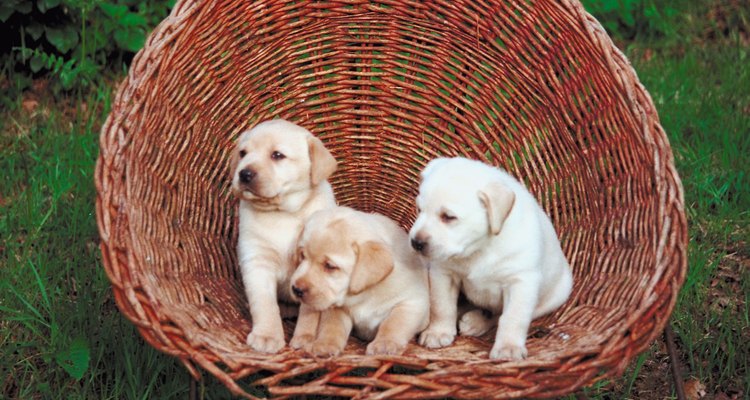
[289,206,429,357]
[409,157,573,360]
[231,119,337,353]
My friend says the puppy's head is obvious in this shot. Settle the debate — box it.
[409,157,516,261]
[230,119,336,209]
[290,208,394,311]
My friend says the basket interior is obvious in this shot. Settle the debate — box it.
[116,2,662,370]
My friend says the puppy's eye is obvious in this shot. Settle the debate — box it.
[271,151,286,160]
[324,261,338,271]
[440,212,457,223]
[298,249,305,261]
[239,150,247,158]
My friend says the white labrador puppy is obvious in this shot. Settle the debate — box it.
[231,119,337,353]
[409,157,573,360]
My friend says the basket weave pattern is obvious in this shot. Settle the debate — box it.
[95,0,687,398]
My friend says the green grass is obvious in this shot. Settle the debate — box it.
[0,89,234,399]
[637,40,749,397]
[2,3,749,399]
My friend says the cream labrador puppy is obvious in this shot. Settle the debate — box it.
[409,157,573,360]
[289,206,429,357]
[231,119,337,353]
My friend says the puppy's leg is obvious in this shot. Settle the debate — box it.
[459,308,495,337]
[244,266,285,353]
[309,307,352,357]
[532,264,573,319]
[367,302,425,355]
[418,269,459,348]
[289,303,319,351]
[490,278,539,360]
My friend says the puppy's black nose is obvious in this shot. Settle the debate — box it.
[239,168,256,184]
[411,238,427,253]
[291,285,306,299]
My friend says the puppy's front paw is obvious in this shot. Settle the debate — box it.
[366,339,405,356]
[289,333,315,351]
[459,310,494,337]
[489,342,528,360]
[418,327,456,349]
[309,340,343,357]
[246,331,285,354]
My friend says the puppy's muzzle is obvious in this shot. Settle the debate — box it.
[291,283,308,300]
[239,168,257,185]
[411,237,428,254]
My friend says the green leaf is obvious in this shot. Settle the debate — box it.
[60,59,80,89]
[16,0,32,14]
[99,2,128,19]
[120,12,147,27]
[55,337,90,380]
[30,52,45,73]
[114,28,145,52]
[45,26,79,53]
[37,0,60,13]
[26,23,44,40]
[0,4,15,22]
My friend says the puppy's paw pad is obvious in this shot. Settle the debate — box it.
[459,310,493,337]
[289,334,314,351]
[366,339,405,356]
[489,343,527,360]
[418,328,456,349]
[246,332,285,354]
[309,341,343,357]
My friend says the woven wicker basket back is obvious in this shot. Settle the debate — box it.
[95,0,687,398]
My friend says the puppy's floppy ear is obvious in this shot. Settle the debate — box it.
[308,135,337,185]
[349,241,394,294]
[478,181,515,235]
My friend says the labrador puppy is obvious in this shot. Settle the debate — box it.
[289,206,429,357]
[409,157,573,360]
[231,119,337,353]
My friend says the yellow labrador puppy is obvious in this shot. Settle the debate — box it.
[289,206,429,357]
[409,157,573,360]
[231,119,337,353]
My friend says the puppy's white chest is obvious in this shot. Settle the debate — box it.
[255,213,301,248]
[462,277,504,312]
[238,205,305,282]
[241,205,301,244]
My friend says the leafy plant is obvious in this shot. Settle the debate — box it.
[55,337,91,380]
[580,0,678,40]
[1,0,174,92]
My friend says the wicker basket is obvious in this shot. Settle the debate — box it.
[95,0,687,398]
